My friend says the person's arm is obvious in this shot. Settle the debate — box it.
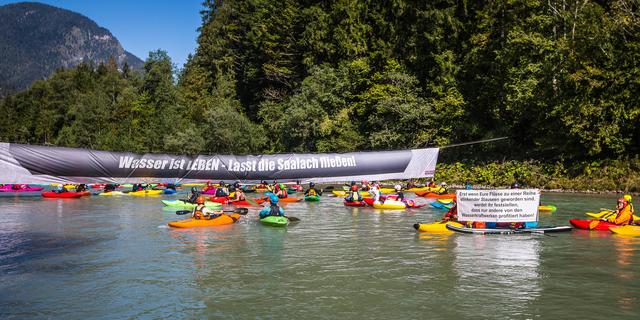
[608,208,631,224]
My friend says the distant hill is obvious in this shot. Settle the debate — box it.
[0,2,144,96]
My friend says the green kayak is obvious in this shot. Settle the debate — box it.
[260,215,289,227]
[161,199,222,209]
[304,195,320,202]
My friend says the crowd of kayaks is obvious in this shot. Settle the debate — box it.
[3,183,638,236]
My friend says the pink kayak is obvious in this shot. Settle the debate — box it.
[0,185,44,192]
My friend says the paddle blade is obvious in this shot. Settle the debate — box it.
[176,210,191,215]
[234,207,249,215]
[285,216,300,222]
[244,198,260,206]
[589,220,600,230]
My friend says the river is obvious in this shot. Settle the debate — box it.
[0,191,638,319]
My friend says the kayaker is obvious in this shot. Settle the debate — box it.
[345,184,363,202]
[465,181,473,190]
[75,184,88,192]
[370,183,381,202]
[304,182,322,197]
[55,184,67,193]
[104,184,117,192]
[166,183,176,191]
[202,181,214,193]
[215,183,228,197]
[394,184,405,202]
[259,195,285,219]
[435,182,447,195]
[442,202,458,222]
[231,182,245,201]
[192,196,219,220]
[428,180,437,189]
[361,180,371,191]
[604,197,634,226]
[185,187,199,203]
[275,183,288,198]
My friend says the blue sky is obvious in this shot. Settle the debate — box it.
[0,0,202,68]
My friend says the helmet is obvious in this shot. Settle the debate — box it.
[310,182,315,187]
[440,182,447,186]
[234,182,240,188]
[618,197,628,206]
[279,183,286,189]
[623,194,632,203]
[269,195,279,204]
[191,187,197,193]
[206,181,212,185]
[351,181,356,186]
[196,196,205,204]
[261,180,267,184]
[395,184,402,191]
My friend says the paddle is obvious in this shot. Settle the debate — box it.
[175,208,249,215]
[285,216,301,222]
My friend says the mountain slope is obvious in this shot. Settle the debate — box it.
[0,2,143,95]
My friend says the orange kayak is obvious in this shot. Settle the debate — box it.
[415,191,456,199]
[254,197,303,204]
[168,214,241,228]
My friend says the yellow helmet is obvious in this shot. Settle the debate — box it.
[623,194,632,203]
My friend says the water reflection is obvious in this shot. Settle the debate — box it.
[612,235,640,312]
[453,235,541,317]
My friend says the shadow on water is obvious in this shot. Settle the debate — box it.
[0,231,105,275]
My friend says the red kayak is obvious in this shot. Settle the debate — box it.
[41,191,83,198]
[415,191,456,199]
[569,219,619,231]
[228,200,259,206]
[344,201,366,207]
[208,196,229,204]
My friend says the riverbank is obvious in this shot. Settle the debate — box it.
[434,158,640,193]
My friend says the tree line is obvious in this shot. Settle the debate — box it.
[1,0,638,164]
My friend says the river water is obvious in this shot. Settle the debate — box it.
[0,191,638,319]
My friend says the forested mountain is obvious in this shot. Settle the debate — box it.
[0,0,638,164]
[0,2,143,96]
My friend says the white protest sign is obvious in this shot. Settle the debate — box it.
[456,189,540,222]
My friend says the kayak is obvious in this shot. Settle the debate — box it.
[406,187,440,193]
[414,221,464,233]
[373,200,406,210]
[609,225,640,236]
[538,205,557,212]
[208,196,230,204]
[430,201,453,210]
[437,198,454,204]
[129,189,163,196]
[228,200,259,206]
[585,211,640,222]
[161,200,222,209]
[260,215,289,227]
[344,201,366,207]
[0,186,44,192]
[415,191,456,199]
[98,191,126,196]
[332,190,371,197]
[304,195,320,202]
[569,219,619,231]
[379,188,395,194]
[182,183,205,187]
[201,189,217,195]
[253,197,303,203]
[41,191,83,198]
[287,188,298,194]
[163,189,177,195]
[446,224,572,234]
[168,213,241,228]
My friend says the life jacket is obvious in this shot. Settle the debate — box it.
[269,205,281,216]
[193,204,206,219]
[307,188,317,196]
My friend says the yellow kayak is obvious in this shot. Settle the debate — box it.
[437,198,454,204]
[586,211,640,222]
[406,187,440,193]
[538,205,557,212]
[609,225,640,236]
[332,190,371,197]
[182,183,205,187]
[129,189,163,196]
[98,191,126,196]
[373,200,406,210]
[414,221,464,233]
[379,188,395,194]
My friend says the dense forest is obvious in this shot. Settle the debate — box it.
[1,1,638,186]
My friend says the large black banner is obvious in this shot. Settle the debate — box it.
[0,143,439,184]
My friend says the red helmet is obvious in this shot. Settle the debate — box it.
[618,197,628,206]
